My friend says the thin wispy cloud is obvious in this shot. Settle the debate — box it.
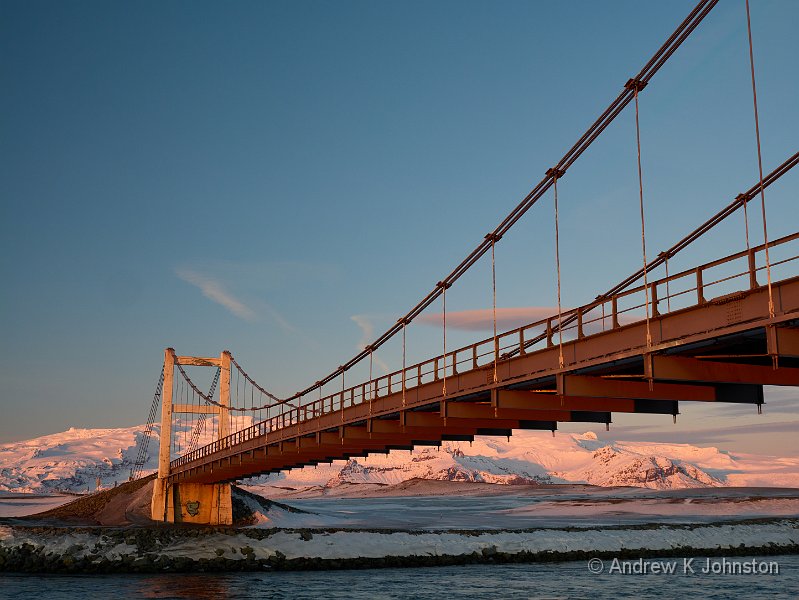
[176,265,319,348]
[254,299,319,349]
[417,306,640,334]
[417,307,558,332]
[263,303,298,335]
[350,314,391,374]
[206,259,341,290]
[176,268,256,321]
[350,314,375,349]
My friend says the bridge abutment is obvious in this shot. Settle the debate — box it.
[151,478,232,525]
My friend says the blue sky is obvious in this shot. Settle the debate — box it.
[1,1,797,454]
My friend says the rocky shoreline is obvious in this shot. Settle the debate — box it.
[2,518,798,573]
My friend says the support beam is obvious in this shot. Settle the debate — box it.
[219,351,231,440]
[496,390,677,415]
[713,383,764,405]
[151,348,175,523]
[379,420,468,437]
[370,418,478,437]
[443,401,611,424]
[215,443,396,475]
[442,434,473,442]
[172,404,221,415]
[405,411,453,428]
[559,375,715,401]
[175,356,223,367]
[320,431,342,445]
[647,355,799,386]
[341,426,418,442]
[518,420,558,430]
[767,326,799,358]
[157,348,175,480]
[476,428,513,437]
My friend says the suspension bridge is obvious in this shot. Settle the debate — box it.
[139,0,799,524]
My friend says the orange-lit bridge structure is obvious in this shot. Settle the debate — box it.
[141,0,799,524]
[170,234,799,486]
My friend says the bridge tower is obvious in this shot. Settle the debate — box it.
[150,348,233,525]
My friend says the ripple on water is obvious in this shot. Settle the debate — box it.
[2,556,798,599]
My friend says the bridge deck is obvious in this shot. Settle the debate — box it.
[169,266,799,484]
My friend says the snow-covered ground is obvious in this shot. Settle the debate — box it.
[245,488,799,530]
[2,519,798,566]
[2,424,799,495]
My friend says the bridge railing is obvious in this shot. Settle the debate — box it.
[171,230,799,469]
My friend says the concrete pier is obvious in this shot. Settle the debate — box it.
[151,478,232,525]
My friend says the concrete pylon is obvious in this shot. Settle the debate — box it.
[150,348,233,525]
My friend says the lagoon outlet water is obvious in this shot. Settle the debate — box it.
[1,556,798,599]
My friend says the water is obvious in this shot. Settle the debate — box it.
[2,555,798,599]
[281,490,799,529]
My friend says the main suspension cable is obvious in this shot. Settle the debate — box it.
[506,150,798,357]
[276,0,719,407]
[229,354,288,406]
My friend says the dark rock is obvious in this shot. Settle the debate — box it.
[66,543,85,555]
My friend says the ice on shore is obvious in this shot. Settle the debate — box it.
[2,519,797,564]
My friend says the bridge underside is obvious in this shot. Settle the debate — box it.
[170,276,799,485]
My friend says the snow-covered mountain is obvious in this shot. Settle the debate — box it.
[2,425,798,494]
[0,417,251,494]
[0,426,153,494]
[260,431,799,492]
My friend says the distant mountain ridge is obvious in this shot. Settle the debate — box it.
[1,425,798,494]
